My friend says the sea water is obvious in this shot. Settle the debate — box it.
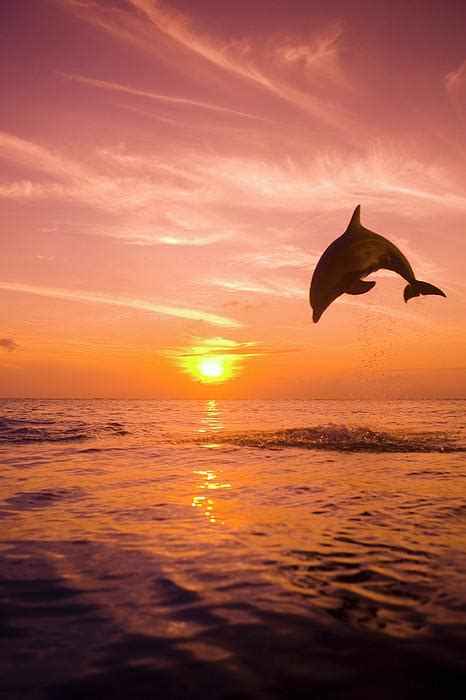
[1,399,465,698]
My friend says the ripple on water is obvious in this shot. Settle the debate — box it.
[282,543,436,637]
[2,487,87,513]
[0,417,130,444]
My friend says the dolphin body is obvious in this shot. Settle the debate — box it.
[310,205,446,323]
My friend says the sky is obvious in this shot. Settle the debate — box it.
[0,0,465,399]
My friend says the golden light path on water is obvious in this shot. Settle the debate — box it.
[193,400,231,524]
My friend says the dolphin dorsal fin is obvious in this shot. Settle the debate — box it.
[346,205,361,233]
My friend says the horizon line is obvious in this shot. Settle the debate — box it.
[1,397,465,402]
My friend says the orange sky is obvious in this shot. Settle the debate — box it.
[0,0,465,398]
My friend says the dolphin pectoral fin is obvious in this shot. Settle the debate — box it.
[404,280,447,303]
[345,279,376,295]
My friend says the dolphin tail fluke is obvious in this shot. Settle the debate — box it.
[404,280,447,303]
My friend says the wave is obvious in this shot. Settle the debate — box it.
[3,487,86,511]
[0,417,129,444]
[198,424,465,453]
[2,415,463,452]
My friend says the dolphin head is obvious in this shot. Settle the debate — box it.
[310,285,340,323]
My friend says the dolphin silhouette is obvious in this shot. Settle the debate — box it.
[310,205,446,323]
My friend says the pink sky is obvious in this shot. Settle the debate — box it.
[0,0,465,398]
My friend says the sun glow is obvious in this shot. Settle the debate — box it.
[179,353,239,384]
[189,355,236,383]
[173,337,252,384]
[199,358,224,378]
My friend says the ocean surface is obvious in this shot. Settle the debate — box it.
[1,399,465,699]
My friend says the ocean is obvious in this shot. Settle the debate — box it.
[1,399,465,699]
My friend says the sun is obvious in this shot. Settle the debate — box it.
[175,339,245,385]
[199,358,224,378]
[182,354,236,384]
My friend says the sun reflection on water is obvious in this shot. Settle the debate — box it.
[197,399,224,434]
[192,469,231,524]
[192,401,231,524]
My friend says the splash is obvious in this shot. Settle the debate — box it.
[196,423,464,453]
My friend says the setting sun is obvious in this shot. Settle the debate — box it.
[181,353,239,384]
[189,355,235,384]
[199,358,224,378]
[174,338,248,385]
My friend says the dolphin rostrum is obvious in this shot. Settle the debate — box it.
[310,205,446,323]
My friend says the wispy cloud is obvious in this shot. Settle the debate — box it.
[206,277,303,298]
[235,244,319,269]
[0,338,19,352]
[0,132,237,246]
[58,0,352,130]
[173,336,258,358]
[61,72,270,121]
[0,131,87,179]
[174,335,304,358]
[193,146,466,213]
[0,133,208,234]
[0,282,242,328]
[275,25,343,79]
[109,206,239,246]
[445,60,466,104]
[128,232,231,246]
[2,131,464,233]
[129,0,351,125]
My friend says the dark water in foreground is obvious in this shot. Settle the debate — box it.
[1,399,465,699]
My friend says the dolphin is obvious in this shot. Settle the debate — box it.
[310,205,446,323]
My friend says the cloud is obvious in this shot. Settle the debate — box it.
[113,205,239,246]
[192,146,466,213]
[235,244,319,269]
[2,131,464,234]
[175,336,258,358]
[206,277,303,298]
[0,131,88,179]
[275,25,343,78]
[127,233,230,246]
[0,133,244,246]
[0,337,19,352]
[0,133,213,241]
[445,60,466,104]
[128,0,350,125]
[61,72,270,122]
[168,335,305,357]
[58,0,352,130]
[0,281,242,328]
